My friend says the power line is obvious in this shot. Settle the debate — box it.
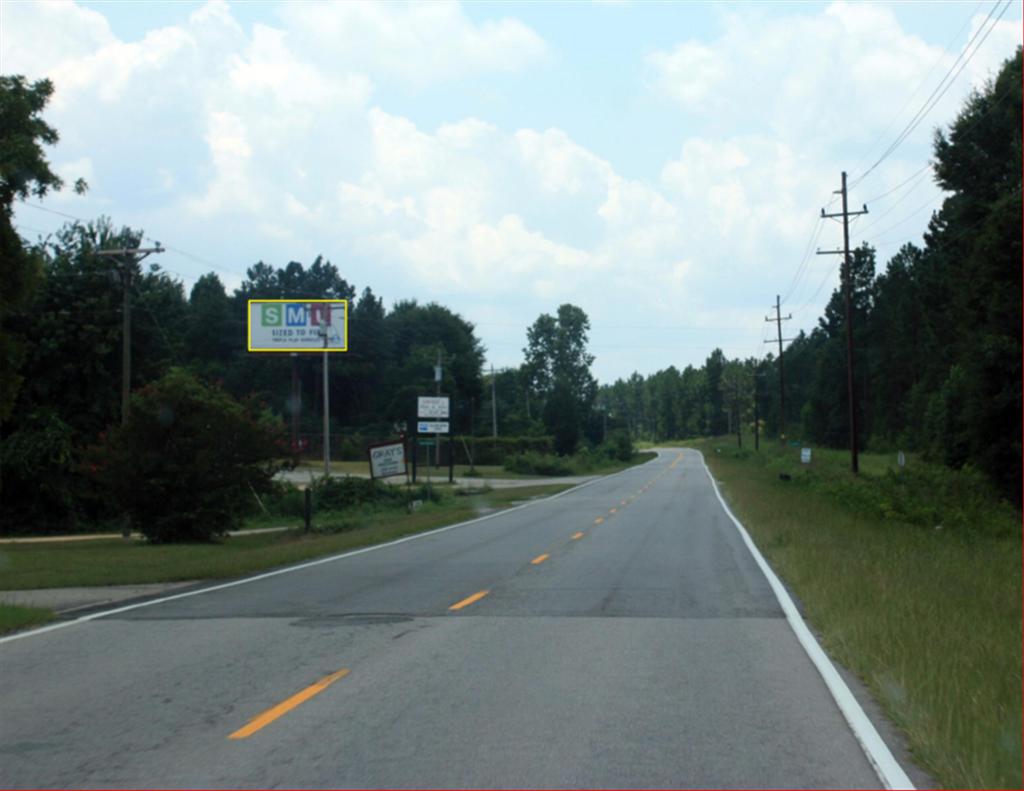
[865,191,946,241]
[848,0,985,181]
[857,172,941,236]
[850,0,1012,189]
[18,199,248,282]
[862,161,935,205]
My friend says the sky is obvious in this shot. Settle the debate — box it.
[3,0,1021,384]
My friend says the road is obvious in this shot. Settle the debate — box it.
[0,449,909,789]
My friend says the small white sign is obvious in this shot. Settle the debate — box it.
[800,447,812,464]
[417,421,450,434]
[368,442,406,479]
[897,450,906,468]
[417,397,450,418]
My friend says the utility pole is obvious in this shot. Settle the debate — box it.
[734,381,742,449]
[491,364,498,438]
[818,171,868,474]
[434,349,442,467]
[764,295,792,442]
[96,244,164,426]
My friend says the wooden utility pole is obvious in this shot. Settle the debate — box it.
[491,364,498,438]
[818,171,868,474]
[764,295,792,441]
[96,244,164,426]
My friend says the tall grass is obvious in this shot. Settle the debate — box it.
[692,439,1021,789]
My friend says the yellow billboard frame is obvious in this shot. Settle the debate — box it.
[247,299,349,353]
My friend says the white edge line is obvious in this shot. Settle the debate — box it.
[690,448,914,791]
[0,452,663,646]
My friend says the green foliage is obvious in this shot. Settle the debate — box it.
[600,49,1022,504]
[90,369,285,543]
[606,430,634,462]
[524,304,597,452]
[504,451,576,476]
[0,408,82,533]
[0,75,86,420]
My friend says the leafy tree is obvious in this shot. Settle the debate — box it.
[186,273,237,378]
[524,304,597,452]
[0,75,87,420]
[704,348,727,435]
[90,368,284,542]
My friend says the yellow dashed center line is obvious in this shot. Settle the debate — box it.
[449,590,489,611]
[531,553,549,565]
[571,531,584,540]
[594,517,604,525]
[229,668,350,740]
[609,508,617,514]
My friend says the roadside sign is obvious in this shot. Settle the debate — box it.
[897,450,906,468]
[417,421,450,434]
[417,397,449,418]
[368,442,406,479]
[247,299,348,353]
[801,447,812,464]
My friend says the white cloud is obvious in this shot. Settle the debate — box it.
[275,0,549,86]
[6,0,1020,381]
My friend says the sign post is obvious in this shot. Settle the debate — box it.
[416,396,451,483]
[247,299,348,478]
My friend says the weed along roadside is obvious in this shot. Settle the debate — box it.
[688,437,1022,790]
[0,481,577,628]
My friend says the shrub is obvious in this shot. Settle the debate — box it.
[504,451,575,476]
[90,369,284,542]
[604,431,634,462]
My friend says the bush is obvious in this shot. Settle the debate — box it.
[604,431,634,462]
[89,369,285,542]
[504,451,575,476]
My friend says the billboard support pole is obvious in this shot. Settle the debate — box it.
[320,318,330,478]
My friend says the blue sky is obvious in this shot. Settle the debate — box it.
[5,0,1021,383]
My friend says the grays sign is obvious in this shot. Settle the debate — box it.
[368,442,406,479]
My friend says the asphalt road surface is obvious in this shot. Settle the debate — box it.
[0,449,905,789]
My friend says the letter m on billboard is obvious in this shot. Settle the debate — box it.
[247,299,348,353]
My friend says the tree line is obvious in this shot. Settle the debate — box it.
[600,49,1022,503]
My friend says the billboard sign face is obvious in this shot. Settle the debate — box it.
[248,299,348,352]
[417,397,450,418]
[368,441,406,479]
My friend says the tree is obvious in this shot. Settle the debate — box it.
[0,75,87,421]
[186,273,237,378]
[383,300,484,432]
[523,304,597,452]
[91,369,284,542]
[704,348,727,435]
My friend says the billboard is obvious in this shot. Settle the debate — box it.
[247,299,348,352]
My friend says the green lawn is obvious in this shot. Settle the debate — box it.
[688,437,1021,789]
[0,604,55,633]
[290,453,655,480]
[0,484,572,593]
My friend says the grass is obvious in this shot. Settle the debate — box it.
[0,604,55,633]
[291,455,655,480]
[688,437,1021,789]
[0,483,572,593]
[290,461,544,480]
